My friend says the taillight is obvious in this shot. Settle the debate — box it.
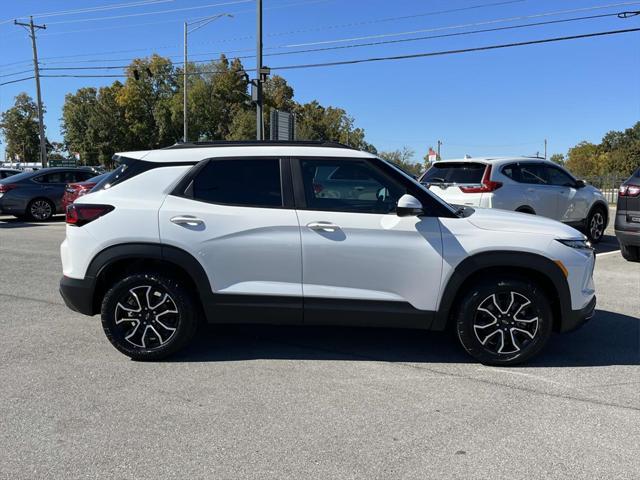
[0,183,18,193]
[459,165,502,193]
[619,184,640,197]
[66,204,114,226]
[77,183,97,197]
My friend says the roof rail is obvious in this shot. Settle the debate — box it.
[163,140,355,150]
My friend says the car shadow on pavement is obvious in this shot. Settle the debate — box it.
[0,215,65,228]
[594,234,620,254]
[171,309,638,367]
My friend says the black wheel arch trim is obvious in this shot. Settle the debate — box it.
[515,205,536,214]
[432,251,573,332]
[64,243,212,317]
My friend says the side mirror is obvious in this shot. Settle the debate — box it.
[575,179,586,189]
[396,194,423,217]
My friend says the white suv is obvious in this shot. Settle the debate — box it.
[59,142,597,365]
[419,157,609,243]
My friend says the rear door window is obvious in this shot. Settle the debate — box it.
[192,158,283,208]
[422,162,486,184]
[502,163,550,185]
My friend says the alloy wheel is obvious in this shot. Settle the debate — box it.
[590,212,605,241]
[30,200,52,220]
[473,291,540,355]
[114,285,180,349]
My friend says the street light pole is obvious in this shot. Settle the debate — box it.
[183,13,232,143]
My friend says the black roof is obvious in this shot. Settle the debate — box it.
[163,140,355,150]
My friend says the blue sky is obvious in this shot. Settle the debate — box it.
[1,0,639,162]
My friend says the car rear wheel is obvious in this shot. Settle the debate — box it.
[101,273,199,361]
[586,207,606,243]
[454,277,553,366]
[27,198,54,221]
[621,243,640,262]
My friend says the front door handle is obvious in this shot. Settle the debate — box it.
[170,215,204,227]
[307,221,340,232]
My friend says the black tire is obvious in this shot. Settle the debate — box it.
[454,276,553,366]
[621,243,640,262]
[27,198,55,221]
[101,272,199,361]
[586,206,607,244]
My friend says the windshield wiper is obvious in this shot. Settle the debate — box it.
[425,177,446,183]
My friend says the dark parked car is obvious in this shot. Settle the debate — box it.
[0,167,97,221]
[615,167,640,262]
[0,168,21,179]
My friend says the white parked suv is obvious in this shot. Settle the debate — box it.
[419,157,609,243]
[59,142,597,365]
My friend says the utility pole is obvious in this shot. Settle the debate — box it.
[184,21,188,143]
[182,13,232,143]
[437,140,442,159]
[544,138,547,159]
[15,17,47,167]
[256,0,264,140]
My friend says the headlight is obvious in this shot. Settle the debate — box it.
[556,239,593,250]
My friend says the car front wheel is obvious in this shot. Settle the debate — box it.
[454,277,553,366]
[101,273,199,360]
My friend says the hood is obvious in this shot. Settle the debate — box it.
[466,208,583,238]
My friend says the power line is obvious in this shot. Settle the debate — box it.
[4,0,635,71]
[35,10,632,71]
[44,0,253,25]
[0,75,35,86]
[282,1,640,48]
[0,0,173,25]
[35,0,640,65]
[0,0,329,68]
[20,26,637,81]
[36,0,524,38]
[0,68,34,78]
[272,27,640,71]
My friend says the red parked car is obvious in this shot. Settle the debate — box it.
[62,173,108,210]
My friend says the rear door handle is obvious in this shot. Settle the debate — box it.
[307,221,340,232]
[170,215,204,227]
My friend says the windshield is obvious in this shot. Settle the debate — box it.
[422,162,486,184]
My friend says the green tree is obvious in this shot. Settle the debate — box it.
[565,142,599,178]
[550,153,565,165]
[295,101,375,152]
[0,93,42,162]
[378,147,423,176]
[117,54,179,148]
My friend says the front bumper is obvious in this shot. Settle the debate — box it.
[561,296,596,332]
[59,276,96,316]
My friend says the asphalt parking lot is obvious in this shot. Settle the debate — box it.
[0,211,638,480]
